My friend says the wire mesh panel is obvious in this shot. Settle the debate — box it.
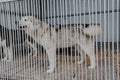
[0,0,119,80]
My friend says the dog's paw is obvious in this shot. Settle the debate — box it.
[28,51,37,57]
[28,52,33,56]
[1,57,8,62]
[6,57,12,62]
[46,66,54,73]
[77,60,84,64]
[47,68,54,73]
[1,57,12,62]
[33,53,37,57]
[47,66,50,69]
[88,65,95,69]
[28,52,36,56]
[1,58,7,62]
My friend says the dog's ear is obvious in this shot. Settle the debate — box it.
[29,17,37,25]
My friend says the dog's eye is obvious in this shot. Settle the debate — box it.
[25,19,27,21]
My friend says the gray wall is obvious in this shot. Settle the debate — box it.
[42,0,120,42]
[0,0,120,42]
[0,0,41,29]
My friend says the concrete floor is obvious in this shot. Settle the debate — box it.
[0,49,118,80]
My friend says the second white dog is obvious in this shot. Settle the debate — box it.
[17,16,102,73]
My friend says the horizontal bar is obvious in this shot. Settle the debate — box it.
[45,9,120,19]
[0,9,119,19]
[96,42,120,50]
[0,0,22,3]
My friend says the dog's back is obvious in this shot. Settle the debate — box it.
[55,24,101,48]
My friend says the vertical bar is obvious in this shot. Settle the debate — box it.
[78,0,83,80]
[116,0,119,79]
[1,2,4,78]
[37,0,41,78]
[91,0,94,79]
[0,2,2,77]
[21,0,23,79]
[75,0,78,79]
[63,0,66,79]
[103,0,107,79]
[95,0,99,80]
[27,0,31,79]
[35,0,37,78]
[46,0,49,78]
[63,0,65,78]
[19,1,22,79]
[112,0,115,79]
[62,0,65,79]
[41,0,44,78]
[53,0,55,78]
[107,0,111,80]
[56,0,60,79]
[46,0,49,77]
[9,1,13,78]
[78,0,80,79]
[83,0,86,80]
[64,0,67,79]
[37,0,42,79]
[43,0,46,78]
[73,0,77,79]
[33,0,36,79]
[4,2,7,78]
[31,0,33,78]
[68,0,72,79]
[0,2,2,76]
[12,2,18,78]
[88,0,91,79]
[99,0,103,79]
[6,2,10,79]
[23,0,26,79]
[15,1,18,79]
[59,0,63,79]
[68,0,70,79]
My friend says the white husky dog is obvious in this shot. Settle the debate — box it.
[17,16,102,73]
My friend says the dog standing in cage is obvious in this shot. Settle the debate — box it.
[16,16,102,73]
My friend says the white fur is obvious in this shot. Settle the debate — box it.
[18,16,102,73]
[83,25,102,36]
[0,39,12,62]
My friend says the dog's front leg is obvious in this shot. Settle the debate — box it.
[46,47,56,73]
[76,45,85,64]
[1,40,8,61]
[80,40,96,69]
[2,47,13,62]
[87,41,96,69]
[25,40,37,57]
[77,52,85,64]
[7,47,13,62]
[0,40,6,47]
[1,47,8,61]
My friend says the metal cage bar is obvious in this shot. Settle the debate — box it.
[0,0,119,80]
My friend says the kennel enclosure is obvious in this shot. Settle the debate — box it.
[0,0,119,80]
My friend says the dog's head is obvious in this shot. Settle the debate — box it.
[16,16,49,37]
[16,16,37,30]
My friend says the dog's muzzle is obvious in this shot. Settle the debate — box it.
[19,26,27,29]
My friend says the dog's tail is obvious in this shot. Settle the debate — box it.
[82,24,102,36]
